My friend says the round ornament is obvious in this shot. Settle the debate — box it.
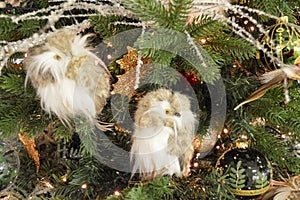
[218,144,272,198]
[260,16,300,68]
[0,140,20,193]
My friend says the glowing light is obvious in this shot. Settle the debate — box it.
[243,19,249,25]
[199,38,207,45]
[193,162,199,168]
[81,183,88,189]
[114,190,121,196]
[223,128,229,134]
[216,145,220,150]
[249,26,255,32]
[281,134,286,139]
[62,176,67,182]
[241,135,248,140]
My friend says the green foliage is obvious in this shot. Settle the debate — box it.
[0,18,19,41]
[143,63,181,86]
[252,0,296,23]
[23,0,49,8]
[187,15,256,64]
[0,0,299,199]
[90,15,137,38]
[0,61,50,138]
[53,156,129,200]
[122,0,193,31]
[134,28,221,83]
[0,18,46,41]
[252,126,300,175]
[51,123,73,144]
[171,169,235,200]
[208,35,256,62]
[124,177,173,200]
[255,171,269,189]
[74,119,98,156]
[187,15,229,39]
[248,83,300,134]
[227,161,246,190]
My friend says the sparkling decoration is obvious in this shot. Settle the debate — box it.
[81,183,88,189]
[217,139,272,197]
[0,140,20,193]
[18,131,40,173]
[261,16,300,68]
[116,46,150,73]
[112,47,151,96]
[114,190,121,196]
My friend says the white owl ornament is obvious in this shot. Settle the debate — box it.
[130,88,196,180]
[25,29,111,129]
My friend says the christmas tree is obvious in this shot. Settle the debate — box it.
[0,0,299,199]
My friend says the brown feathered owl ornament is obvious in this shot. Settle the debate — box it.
[25,29,111,129]
[130,88,195,180]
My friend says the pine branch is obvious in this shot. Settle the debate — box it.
[252,0,296,23]
[134,28,221,83]
[124,177,173,200]
[208,35,256,61]
[122,0,193,31]
[187,15,230,39]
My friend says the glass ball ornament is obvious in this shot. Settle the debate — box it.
[217,142,272,198]
[260,16,300,68]
[0,140,20,193]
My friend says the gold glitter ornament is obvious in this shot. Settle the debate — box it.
[112,65,150,97]
[18,130,40,173]
[112,47,151,96]
[116,46,150,73]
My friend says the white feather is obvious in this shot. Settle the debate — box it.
[25,30,111,128]
[130,91,195,179]
[131,125,181,177]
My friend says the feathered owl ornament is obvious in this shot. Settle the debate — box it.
[130,88,196,180]
[25,29,111,129]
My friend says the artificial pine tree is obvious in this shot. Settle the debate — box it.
[0,0,299,199]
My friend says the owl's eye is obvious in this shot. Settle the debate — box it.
[174,112,181,117]
[165,109,171,115]
[53,54,62,61]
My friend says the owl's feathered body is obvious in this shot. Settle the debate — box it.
[25,29,110,127]
[130,88,195,180]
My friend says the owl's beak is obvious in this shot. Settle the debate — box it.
[165,108,171,116]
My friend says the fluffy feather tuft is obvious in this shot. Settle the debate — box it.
[130,88,195,180]
[25,29,111,128]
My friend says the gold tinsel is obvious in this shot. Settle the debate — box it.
[112,46,151,96]
[18,130,40,173]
